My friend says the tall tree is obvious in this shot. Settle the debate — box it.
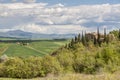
[104,28,107,42]
[94,36,97,45]
[97,27,101,46]
[71,38,74,46]
[119,29,120,40]
[75,36,78,43]
[81,31,86,46]
[77,33,81,42]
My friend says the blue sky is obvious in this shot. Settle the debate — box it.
[36,0,120,5]
[1,0,120,5]
[0,0,120,34]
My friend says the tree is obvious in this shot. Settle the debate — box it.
[81,31,86,46]
[71,38,74,46]
[74,36,78,43]
[119,29,120,40]
[97,27,101,46]
[93,36,97,45]
[77,33,81,42]
[104,28,107,42]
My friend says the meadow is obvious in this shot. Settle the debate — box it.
[0,39,69,57]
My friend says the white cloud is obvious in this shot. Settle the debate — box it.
[0,3,120,34]
[13,23,47,33]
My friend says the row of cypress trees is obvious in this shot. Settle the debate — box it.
[66,28,120,48]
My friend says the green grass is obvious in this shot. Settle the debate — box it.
[0,40,69,57]
[0,43,10,55]
[3,44,44,57]
[29,40,68,53]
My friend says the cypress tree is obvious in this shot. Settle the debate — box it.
[104,28,107,42]
[84,30,89,42]
[97,27,101,46]
[81,31,84,44]
[71,38,74,46]
[94,36,97,45]
[81,31,86,46]
[84,31,87,45]
[119,29,120,40]
[75,36,78,43]
[77,33,81,42]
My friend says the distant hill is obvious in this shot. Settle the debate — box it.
[0,30,76,39]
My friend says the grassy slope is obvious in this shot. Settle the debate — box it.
[3,44,44,57]
[29,40,68,53]
[0,43,10,56]
[0,40,69,57]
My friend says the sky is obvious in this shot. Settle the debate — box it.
[0,0,120,34]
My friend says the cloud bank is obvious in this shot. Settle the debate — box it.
[0,3,120,34]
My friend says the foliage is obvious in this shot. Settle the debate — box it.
[41,55,63,76]
[56,49,74,72]
[109,30,119,39]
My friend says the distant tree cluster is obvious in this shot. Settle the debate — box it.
[65,28,119,49]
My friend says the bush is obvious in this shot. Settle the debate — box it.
[24,56,43,77]
[96,47,120,73]
[0,57,44,78]
[73,52,98,74]
[2,57,30,78]
[41,55,63,76]
[0,56,63,78]
[56,49,74,72]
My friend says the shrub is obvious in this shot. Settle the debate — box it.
[41,55,63,76]
[56,49,74,72]
[73,52,98,74]
[0,57,43,78]
[24,56,43,77]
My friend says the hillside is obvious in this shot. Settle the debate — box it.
[0,39,69,57]
[0,29,120,79]
[0,30,76,39]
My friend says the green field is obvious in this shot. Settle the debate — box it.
[0,40,69,57]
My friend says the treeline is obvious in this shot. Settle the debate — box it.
[0,39,67,43]
[66,28,120,48]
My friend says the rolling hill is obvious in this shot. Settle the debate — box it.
[0,30,76,39]
[0,39,69,57]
